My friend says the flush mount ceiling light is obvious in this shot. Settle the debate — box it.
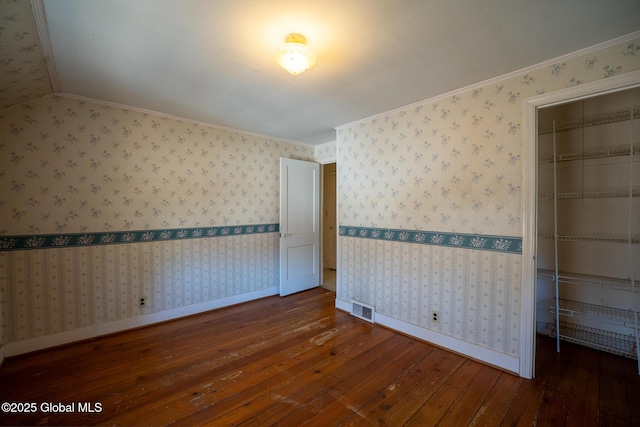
[274,33,317,75]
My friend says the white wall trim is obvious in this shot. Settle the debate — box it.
[30,0,60,93]
[335,299,350,316]
[336,31,640,132]
[2,92,321,150]
[3,287,279,358]
[520,69,640,379]
[520,92,539,380]
[314,141,337,164]
[316,155,337,165]
[335,298,519,374]
[53,93,312,148]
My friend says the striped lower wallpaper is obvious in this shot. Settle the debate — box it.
[338,233,522,358]
[1,223,522,358]
[0,231,279,347]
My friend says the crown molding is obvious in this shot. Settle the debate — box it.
[30,0,60,93]
[336,31,640,131]
[55,93,314,147]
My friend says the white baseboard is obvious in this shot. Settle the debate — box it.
[335,298,519,375]
[4,287,279,357]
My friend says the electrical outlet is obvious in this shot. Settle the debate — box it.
[139,297,146,307]
[432,310,439,324]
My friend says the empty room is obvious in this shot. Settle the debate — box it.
[1,0,640,425]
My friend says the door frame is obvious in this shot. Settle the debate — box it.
[318,157,338,289]
[520,70,640,378]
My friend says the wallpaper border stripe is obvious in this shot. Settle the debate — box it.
[339,226,522,254]
[0,224,279,252]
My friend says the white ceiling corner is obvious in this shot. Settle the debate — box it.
[5,0,640,146]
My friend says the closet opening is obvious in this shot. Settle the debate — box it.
[534,87,640,375]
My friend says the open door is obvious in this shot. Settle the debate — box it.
[279,158,320,296]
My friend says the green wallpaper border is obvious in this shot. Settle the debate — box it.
[340,225,522,254]
[0,224,279,252]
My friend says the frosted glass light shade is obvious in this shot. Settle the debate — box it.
[274,34,316,75]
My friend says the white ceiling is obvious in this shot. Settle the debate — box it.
[24,1,640,144]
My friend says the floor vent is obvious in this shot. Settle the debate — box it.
[351,300,375,323]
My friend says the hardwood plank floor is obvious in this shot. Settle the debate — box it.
[1,288,639,426]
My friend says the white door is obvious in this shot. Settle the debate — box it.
[279,158,320,296]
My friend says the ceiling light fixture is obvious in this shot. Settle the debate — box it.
[274,33,316,75]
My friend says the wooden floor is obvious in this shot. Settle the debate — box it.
[1,288,639,426]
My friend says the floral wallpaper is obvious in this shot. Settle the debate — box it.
[337,37,640,361]
[0,95,313,235]
[0,0,52,111]
[0,0,320,349]
[0,94,314,347]
[338,38,640,236]
[314,140,337,164]
[2,233,279,343]
[341,238,521,355]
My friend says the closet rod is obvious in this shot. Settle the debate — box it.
[538,107,640,134]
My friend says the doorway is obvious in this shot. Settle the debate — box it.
[535,89,640,367]
[520,70,640,378]
[322,162,337,292]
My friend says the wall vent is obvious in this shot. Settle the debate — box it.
[351,300,375,323]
